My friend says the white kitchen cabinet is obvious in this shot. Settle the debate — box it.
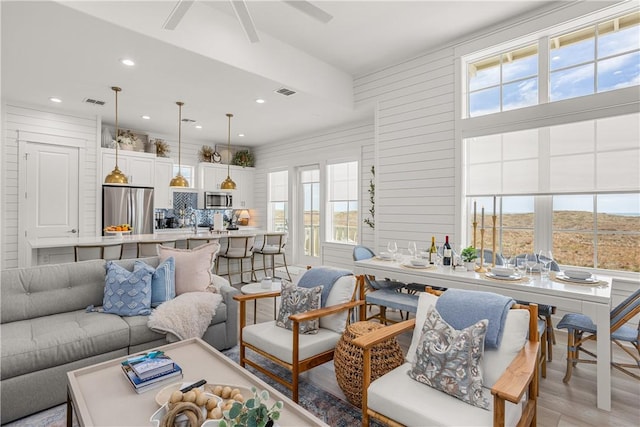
[101,149,155,187]
[197,163,229,192]
[154,157,174,209]
[231,165,255,209]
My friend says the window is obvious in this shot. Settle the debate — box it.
[267,170,288,232]
[550,11,640,101]
[468,44,539,117]
[172,165,194,187]
[465,113,640,271]
[326,161,359,244]
[300,167,320,258]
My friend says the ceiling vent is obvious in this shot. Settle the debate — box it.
[83,98,106,106]
[181,118,196,123]
[275,87,296,96]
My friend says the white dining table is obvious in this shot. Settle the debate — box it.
[354,256,614,411]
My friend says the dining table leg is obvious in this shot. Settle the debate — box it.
[584,300,611,411]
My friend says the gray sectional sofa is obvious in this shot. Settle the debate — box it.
[0,257,239,424]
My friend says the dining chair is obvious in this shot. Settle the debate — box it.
[216,235,256,284]
[352,245,415,324]
[233,268,364,402]
[187,236,218,249]
[557,287,640,382]
[353,288,539,427]
[74,243,123,261]
[251,233,292,281]
[136,240,176,257]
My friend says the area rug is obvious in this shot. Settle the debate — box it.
[5,347,378,427]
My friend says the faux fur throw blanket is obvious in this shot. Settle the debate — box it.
[147,291,222,342]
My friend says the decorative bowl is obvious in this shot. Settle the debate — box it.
[491,266,515,277]
[378,252,393,259]
[564,270,592,280]
[150,392,222,427]
[410,258,428,267]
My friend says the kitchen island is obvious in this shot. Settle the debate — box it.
[27,229,282,268]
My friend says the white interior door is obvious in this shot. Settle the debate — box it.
[25,142,79,238]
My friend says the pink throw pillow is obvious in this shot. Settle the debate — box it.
[159,242,220,295]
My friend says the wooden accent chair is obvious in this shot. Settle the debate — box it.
[251,233,292,281]
[557,287,640,382]
[74,243,123,261]
[353,288,539,427]
[233,270,364,402]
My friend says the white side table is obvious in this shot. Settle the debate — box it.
[240,281,282,324]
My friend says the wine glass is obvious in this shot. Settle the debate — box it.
[538,250,553,278]
[408,241,417,259]
[525,253,538,276]
[387,241,398,260]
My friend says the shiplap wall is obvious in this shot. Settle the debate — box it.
[2,104,100,268]
[252,121,375,271]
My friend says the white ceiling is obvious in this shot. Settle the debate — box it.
[1,0,558,147]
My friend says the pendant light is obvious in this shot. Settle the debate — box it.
[104,86,128,184]
[170,101,189,187]
[220,113,237,190]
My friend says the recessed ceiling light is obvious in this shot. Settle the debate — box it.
[195,125,202,129]
[120,58,135,66]
[238,133,245,137]
[141,115,151,120]
[49,97,62,103]
[255,99,265,104]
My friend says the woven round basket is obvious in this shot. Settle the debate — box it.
[334,321,404,407]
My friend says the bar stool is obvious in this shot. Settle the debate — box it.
[187,237,218,249]
[252,233,292,281]
[216,235,256,284]
[74,243,123,261]
[136,240,176,257]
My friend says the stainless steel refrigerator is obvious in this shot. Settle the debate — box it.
[102,185,154,235]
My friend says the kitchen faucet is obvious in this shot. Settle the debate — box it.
[190,211,197,234]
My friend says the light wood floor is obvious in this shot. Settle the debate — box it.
[243,296,640,427]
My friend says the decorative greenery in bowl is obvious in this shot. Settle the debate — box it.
[461,246,478,262]
[219,387,282,427]
[232,150,255,167]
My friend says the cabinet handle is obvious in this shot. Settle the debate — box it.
[69,229,78,233]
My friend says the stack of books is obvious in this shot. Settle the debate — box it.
[121,350,182,394]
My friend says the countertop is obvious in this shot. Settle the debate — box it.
[29,229,283,249]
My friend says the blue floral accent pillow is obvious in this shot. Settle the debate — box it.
[103,261,153,316]
[276,283,323,334]
[135,257,175,308]
[408,305,489,410]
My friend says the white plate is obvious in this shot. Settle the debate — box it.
[401,262,432,270]
[556,274,598,284]
[563,270,593,280]
[491,267,515,277]
[485,272,523,281]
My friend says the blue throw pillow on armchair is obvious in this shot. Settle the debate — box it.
[135,257,176,307]
[103,261,153,316]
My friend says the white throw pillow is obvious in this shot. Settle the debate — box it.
[158,242,220,295]
[319,275,356,333]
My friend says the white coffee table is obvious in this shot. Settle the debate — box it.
[241,281,282,323]
[66,338,327,427]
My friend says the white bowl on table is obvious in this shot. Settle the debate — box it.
[378,251,393,260]
[491,266,515,277]
[410,258,428,267]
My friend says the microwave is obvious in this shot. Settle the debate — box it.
[204,192,233,209]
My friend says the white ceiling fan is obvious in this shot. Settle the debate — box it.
[163,0,333,43]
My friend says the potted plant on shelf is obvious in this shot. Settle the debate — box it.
[219,387,283,427]
[461,246,478,271]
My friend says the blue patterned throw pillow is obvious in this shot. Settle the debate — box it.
[103,261,153,316]
[136,257,175,308]
[408,305,489,410]
[276,283,323,334]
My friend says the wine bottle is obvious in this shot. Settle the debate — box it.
[443,235,452,266]
[429,236,437,264]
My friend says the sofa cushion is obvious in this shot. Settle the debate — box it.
[243,320,340,364]
[136,257,175,308]
[1,310,129,379]
[120,315,166,347]
[159,243,220,295]
[368,363,523,427]
[103,261,153,316]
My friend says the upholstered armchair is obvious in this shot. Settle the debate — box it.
[353,289,539,427]
[233,267,365,402]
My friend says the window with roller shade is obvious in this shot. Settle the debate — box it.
[267,170,288,232]
[464,113,640,271]
[326,161,359,244]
